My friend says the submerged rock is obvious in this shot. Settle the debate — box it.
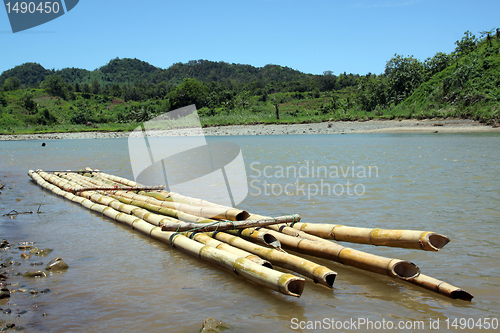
[29,247,40,255]
[0,287,10,299]
[201,317,229,333]
[45,258,68,272]
[29,247,53,257]
[0,240,9,249]
[30,262,44,266]
[18,242,34,250]
[23,270,47,278]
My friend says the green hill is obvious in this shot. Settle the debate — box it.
[400,31,500,123]
[0,62,49,88]
[1,28,499,134]
[0,58,316,87]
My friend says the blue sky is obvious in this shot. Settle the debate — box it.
[1,0,499,76]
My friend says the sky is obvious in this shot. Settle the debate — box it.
[1,0,499,76]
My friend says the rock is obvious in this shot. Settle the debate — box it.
[0,287,10,299]
[200,317,229,333]
[1,323,15,330]
[29,247,40,254]
[22,270,47,278]
[45,257,68,272]
[20,253,30,260]
[30,262,44,266]
[0,240,9,249]
[37,249,53,257]
[18,242,34,250]
[29,247,53,257]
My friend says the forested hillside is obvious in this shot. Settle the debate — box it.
[0,28,499,134]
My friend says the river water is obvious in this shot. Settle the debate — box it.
[0,133,499,332]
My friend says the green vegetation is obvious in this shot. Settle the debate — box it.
[1,28,499,135]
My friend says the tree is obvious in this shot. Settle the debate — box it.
[454,30,477,56]
[3,77,21,91]
[480,29,495,47]
[42,75,68,100]
[0,93,7,107]
[91,80,101,95]
[424,52,450,79]
[385,54,424,104]
[271,93,284,120]
[81,83,90,94]
[168,78,209,109]
[316,71,337,92]
[23,93,36,113]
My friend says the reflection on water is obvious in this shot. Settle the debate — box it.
[0,133,499,332]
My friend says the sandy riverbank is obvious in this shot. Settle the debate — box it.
[0,119,499,141]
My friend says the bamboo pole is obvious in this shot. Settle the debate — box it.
[85,169,249,220]
[230,227,420,281]
[407,274,473,301]
[277,222,450,251]
[71,185,166,194]
[55,169,245,221]
[59,172,220,223]
[160,215,301,232]
[29,170,305,297]
[89,168,231,208]
[207,231,337,288]
[184,232,273,269]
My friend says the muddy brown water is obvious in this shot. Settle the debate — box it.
[0,133,499,332]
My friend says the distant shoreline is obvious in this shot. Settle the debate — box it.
[1,119,499,141]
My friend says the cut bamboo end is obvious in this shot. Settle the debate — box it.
[278,274,306,297]
[231,209,250,221]
[421,233,450,251]
[450,289,474,302]
[407,274,473,301]
[312,266,337,288]
[389,260,420,280]
[261,233,281,248]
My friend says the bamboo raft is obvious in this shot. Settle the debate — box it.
[27,168,473,301]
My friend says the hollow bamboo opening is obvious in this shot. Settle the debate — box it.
[390,261,420,279]
[262,233,280,248]
[282,276,305,297]
[235,210,250,221]
[451,290,474,301]
[425,233,450,251]
[324,273,336,288]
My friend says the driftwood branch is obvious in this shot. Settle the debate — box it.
[3,205,44,217]
[161,215,301,232]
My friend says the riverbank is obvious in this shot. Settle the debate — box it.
[0,119,499,141]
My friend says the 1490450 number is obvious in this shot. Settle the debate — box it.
[5,2,60,14]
